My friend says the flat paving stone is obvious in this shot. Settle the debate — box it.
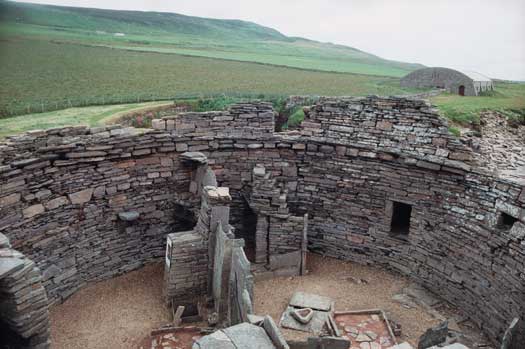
[289,291,333,311]
[193,330,236,349]
[280,305,330,335]
[223,323,276,349]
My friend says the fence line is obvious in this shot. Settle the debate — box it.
[0,92,290,118]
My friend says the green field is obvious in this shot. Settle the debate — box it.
[0,101,174,138]
[0,38,423,117]
[0,0,523,137]
[0,1,426,117]
[0,1,422,77]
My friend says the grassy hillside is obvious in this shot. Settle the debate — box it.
[0,39,422,117]
[0,1,422,77]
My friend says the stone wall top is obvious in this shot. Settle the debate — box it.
[152,101,275,139]
[301,96,474,164]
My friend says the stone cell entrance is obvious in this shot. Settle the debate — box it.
[236,201,257,263]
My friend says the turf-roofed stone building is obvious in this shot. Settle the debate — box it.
[401,67,494,96]
[0,97,523,348]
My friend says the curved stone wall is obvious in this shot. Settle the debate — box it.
[0,126,196,302]
[0,98,523,345]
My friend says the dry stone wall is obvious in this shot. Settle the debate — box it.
[0,233,50,349]
[152,102,275,140]
[0,97,523,346]
[0,126,194,302]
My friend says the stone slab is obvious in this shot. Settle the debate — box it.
[181,151,208,164]
[289,292,333,311]
[193,330,236,349]
[308,336,351,349]
[0,233,10,248]
[263,315,289,349]
[280,306,329,335]
[118,211,140,221]
[418,321,448,349]
[0,257,25,279]
[223,323,277,349]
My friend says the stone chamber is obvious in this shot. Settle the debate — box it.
[0,97,523,348]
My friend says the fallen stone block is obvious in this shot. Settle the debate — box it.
[418,321,448,349]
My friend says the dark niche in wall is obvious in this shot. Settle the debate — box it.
[390,201,412,236]
[497,212,518,231]
[173,204,197,232]
[236,202,257,263]
[0,320,27,349]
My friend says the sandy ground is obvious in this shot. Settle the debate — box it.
[254,253,442,347]
[50,263,169,349]
[50,255,481,349]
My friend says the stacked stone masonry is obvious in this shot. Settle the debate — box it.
[0,97,523,346]
[164,231,207,303]
[0,233,50,349]
[164,152,254,327]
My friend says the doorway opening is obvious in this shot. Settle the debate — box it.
[458,85,465,96]
[237,201,257,262]
[173,203,197,232]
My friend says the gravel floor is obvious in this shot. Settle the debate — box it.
[50,254,478,349]
[254,253,441,346]
[50,262,169,349]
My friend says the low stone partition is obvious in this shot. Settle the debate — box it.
[0,233,50,349]
[250,164,307,275]
[1,97,523,346]
[163,152,254,327]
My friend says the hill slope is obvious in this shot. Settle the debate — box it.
[0,0,288,40]
[0,1,423,77]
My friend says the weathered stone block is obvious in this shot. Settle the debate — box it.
[151,119,166,130]
[68,188,94,205]
[376,120,393,131]
[23,204,45,218]
[44,196,69,210]
[0,193,21,207]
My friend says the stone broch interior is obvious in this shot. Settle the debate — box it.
[0,96,523,349]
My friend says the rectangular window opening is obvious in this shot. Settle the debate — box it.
[497,212,518,230]
[390,201,412,235]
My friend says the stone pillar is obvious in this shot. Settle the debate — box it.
[163,231,208,304]
[255,214,269,264]
[201,186,232,298]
